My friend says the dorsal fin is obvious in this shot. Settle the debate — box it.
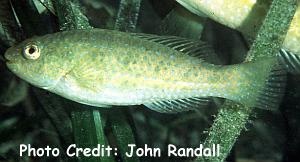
[143,97,210,113]
[278,49,300,74]
[131,33,215,60]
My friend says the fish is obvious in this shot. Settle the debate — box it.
[176,0,300,73]
[4,29,286,113]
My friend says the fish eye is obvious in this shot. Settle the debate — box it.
[23,44,40,60]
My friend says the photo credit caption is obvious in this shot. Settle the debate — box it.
[19,144,220,158]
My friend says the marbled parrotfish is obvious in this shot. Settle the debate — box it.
[4,29,286,113]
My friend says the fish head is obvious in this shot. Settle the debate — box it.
[5,34,75,90]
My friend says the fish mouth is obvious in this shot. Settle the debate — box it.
[4,59,14,64]
[3,52,12,64]
[3,52,18,65]
[5,60,16,65]
[4,57,16,65]
[1,52,13,63]
[3,46,19,63]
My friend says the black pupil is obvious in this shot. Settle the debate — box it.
[28,47,35,54]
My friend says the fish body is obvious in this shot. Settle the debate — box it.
[176,0,300,72]
[5,29,285,112]
[177,0,271,35]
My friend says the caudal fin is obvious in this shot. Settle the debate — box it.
[254,60,287,110]
[278,49,300,74]
[230,58,286,110]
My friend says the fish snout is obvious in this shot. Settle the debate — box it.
[4,46,21,63]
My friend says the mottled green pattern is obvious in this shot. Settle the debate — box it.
[5,29,276,108]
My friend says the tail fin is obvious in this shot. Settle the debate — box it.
[231,58,286,110]
[255,60,287,110]
[278,49,300,74]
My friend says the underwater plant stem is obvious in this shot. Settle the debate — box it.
[71,108,109,162]
[10,0,51,37]
[197,0,298,162]
[0,0,20,46]
[108,109,139,162]
[245,0,298,61]
[53,0,141,161]
[52,0,92,30]
[52,0,113,162]
[38,0,56,16]
[33,89,73,146]
[107,1,141,161]
[114,0,142,32]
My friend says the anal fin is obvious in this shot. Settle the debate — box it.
[144,97,210,113]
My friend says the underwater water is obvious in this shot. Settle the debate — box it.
[0,0,299,162]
